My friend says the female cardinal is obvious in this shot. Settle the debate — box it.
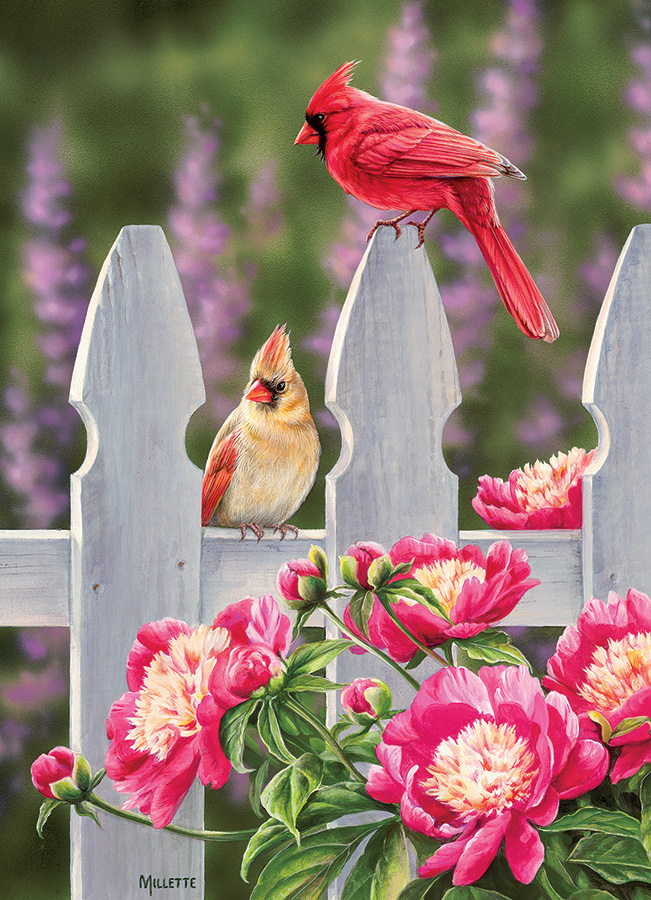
[295,61,558,343]
[201,325,320,539]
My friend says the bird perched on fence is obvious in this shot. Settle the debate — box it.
[201,325,320,540]
[295,61,558,343]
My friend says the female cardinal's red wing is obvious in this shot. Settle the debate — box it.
[201,426,241,526]
[351,124,521,180]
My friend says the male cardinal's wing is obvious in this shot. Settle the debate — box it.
[351,120,522,180]
[201,420,241,527]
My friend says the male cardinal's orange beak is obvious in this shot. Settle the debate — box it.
[294,122,319,145]
[245,379,273,404]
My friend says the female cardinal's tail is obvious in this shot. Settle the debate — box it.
[461,215,559,343]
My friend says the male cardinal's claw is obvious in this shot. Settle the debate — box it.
[273,523,299,540]
[367,220,402,242]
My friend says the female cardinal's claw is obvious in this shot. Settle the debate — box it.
[273,524,299,540]
[238,524,266,542]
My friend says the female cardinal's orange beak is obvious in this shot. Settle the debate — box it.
[294,122,319,145]
[245,379,273,404]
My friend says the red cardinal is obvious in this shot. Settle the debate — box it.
[201,325,320,540]
[295,61,558,343]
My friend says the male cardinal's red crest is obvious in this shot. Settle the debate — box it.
[295,62,558,343]
[201,326,320,540]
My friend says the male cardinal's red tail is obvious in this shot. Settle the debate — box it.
[461,217,559,343]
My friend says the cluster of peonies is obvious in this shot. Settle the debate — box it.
[32,448,651,890]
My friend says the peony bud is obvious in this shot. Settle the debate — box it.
[340,678,393,725]
[367,554,394,589]
[224,644,285,699]
[277,558,328,610]
[340,541,385,589]
[308,545,328,580]
[31,746,90,801]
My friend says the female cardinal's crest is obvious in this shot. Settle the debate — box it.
[307,60,359,113]
[251,325,292,380]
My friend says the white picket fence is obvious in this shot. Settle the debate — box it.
[1,221,650,899]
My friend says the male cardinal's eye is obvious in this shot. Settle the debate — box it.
[313,113,325,124]
[276,380,286,393]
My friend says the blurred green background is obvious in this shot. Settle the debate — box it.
[0,0,647,896]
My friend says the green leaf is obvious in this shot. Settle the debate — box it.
[261,754,324,842]
[257,702,296,765]
[286,675,348,693]
[250,821,382,900]
[89,767,106,791]
[341,821,411,900]
[286,640,355,677]
[396,879,439,900]
[441,888,513,899]
[249,759,271,819]
[347,591,376,641]
[453,629,531,670]
[292,608,314,642]
[541,807,642,839]
[36,798,61,838]
[640,772,651,861]
[569,833,651,884]
[535,865,567,900]
[610,715,651,739]
[569,893,619,900]
[405,649,427,670]
[241,818,294,882]
[220,698,261,772]
[299,782,390,829]
[74,800,102,827]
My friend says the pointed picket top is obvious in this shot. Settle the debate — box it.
[583,224,651,600]
[70,224,205,456]
[69,226,206,898]
[326,224,461,552]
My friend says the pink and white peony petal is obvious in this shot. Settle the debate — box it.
[126,618,193,692]
[452,813,510,885]
[611,740,651,782]
[552,736,609,798]
[504,816,545,883]
[196,695,233,789]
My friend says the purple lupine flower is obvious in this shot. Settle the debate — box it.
[169,112,250,420]
[618,33,651,210]
[440,0,542,401]
[1,119,92,528]
[170,115,283,424]
[309,1,436,377]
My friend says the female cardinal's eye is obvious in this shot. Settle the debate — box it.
[276,380,286,393]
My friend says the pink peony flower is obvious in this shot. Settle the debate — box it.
[31,745,76,799]
[341,677,393,724]
[544,589,651,782]
[367,665,608,885]
[472,448,596,529]
[344,535,539,662]
[105,594,291,828]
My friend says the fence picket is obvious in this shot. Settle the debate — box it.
[325,224,461,705]
[68,226,206,899]
[583,224,651,601]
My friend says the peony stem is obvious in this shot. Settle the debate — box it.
[87,793,256,842]
[284,698,366,784]
[322,604,421,690]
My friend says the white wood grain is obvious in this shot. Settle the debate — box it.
[68,226,206,899]
[583,225,651,601]
[200,528,325,622]
[0,530,69,625]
